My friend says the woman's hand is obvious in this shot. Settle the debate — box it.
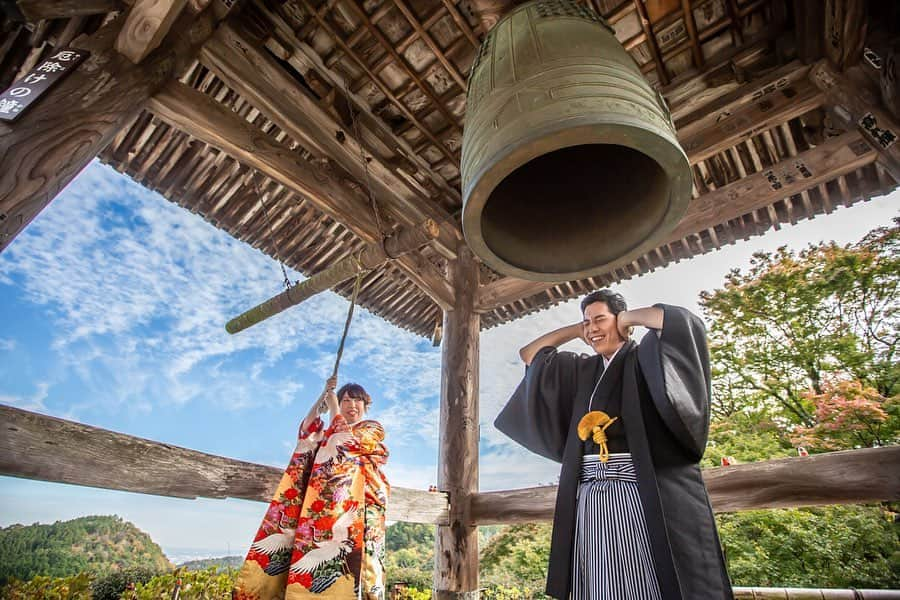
[323,375,339,414]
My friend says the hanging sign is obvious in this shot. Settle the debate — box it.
[0,48,89,122]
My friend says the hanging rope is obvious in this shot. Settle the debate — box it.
[344,86,394,254]
[253,175,293,291]
[318,256,365,414]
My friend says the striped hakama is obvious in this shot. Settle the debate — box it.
[571,454,662,600]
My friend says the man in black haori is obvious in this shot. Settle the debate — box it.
[494,290,731,600]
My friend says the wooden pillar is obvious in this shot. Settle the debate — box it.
[0,8,214,253]
[434,244,480,600]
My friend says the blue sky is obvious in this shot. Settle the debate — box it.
[0,161,896,562]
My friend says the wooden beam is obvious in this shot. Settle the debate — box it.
[0,8,214,254]
[294,0,459,167]
[389,0,468,91]
[792,0,824,64]
[0,404,449,525]
[146,81,455,310]
[199,23,459,258]
[665,131,877,241]
[116,0,188,64]
[675,61,808,132]
[679,76,824,164]
[14,0,121,21]
[261,8,463,226]
[469,446,900,524]
[823,0,866,72]
[467,0,513,33]
[811,60,900,182]
[434,244,480,599]
[633,0,669,86]
[476,130,877,311]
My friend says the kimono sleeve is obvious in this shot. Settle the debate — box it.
[493,346,584,463]
[637,304,712,461]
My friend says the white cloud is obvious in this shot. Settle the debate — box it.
[0,338,16,351]
[0,382,51,414]
[382,462,438,490]
[0,163,355,416]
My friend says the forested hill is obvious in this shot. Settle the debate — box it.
[178,556,243,571]
[0,515,172,584]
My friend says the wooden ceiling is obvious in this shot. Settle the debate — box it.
[2,0,897,337]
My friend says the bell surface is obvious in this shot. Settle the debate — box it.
[461,0,693,282]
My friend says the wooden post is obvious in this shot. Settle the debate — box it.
[434,244,480,600]
[0,7,215,253]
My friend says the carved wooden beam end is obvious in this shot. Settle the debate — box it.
[116,0,189,64]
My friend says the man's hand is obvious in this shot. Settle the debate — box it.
[519,322,584,365]
[616,311,631,340]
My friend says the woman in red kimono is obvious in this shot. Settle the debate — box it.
[234,377,390,600]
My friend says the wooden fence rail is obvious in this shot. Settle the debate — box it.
[0,404,449,525]
[471,445,900,524]
[2,405,898,527]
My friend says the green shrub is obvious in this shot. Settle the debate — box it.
[0,573,92,599]
[91,566,158,600]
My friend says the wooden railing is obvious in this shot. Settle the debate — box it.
[2,404,899,527]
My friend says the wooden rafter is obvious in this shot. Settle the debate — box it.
[294,0,460,165]
[338,0,464,131]
[680,0,703,69]
[146,81,456,310]
[389,0,468,91]
[199,22,459,255]
[14,0,123,21]
[681,77,824,163]
[633,0,669,86]
[438,0,481,48]
[263,9,462,204]
[810,61,900,182]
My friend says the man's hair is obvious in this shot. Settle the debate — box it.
[580,289,627,315]
[336,382,372,407]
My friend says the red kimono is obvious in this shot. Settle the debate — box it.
[234,414,389,599]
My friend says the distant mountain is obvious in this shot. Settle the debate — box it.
[178,556,243,571]
[0,515,172,585]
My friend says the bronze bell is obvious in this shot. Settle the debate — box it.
[460,0,693,282]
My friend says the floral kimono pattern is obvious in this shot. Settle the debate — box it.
[234,414,389,600]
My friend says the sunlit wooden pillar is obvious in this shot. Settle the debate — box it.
[434,243,480,600]
[0,6,214,253]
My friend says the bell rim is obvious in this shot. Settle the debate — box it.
[461,119,693,282]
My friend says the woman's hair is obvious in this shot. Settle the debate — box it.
[336,382,372,408]
[580,289,628,315]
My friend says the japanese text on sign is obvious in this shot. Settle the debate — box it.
[0,49,89,122]
[859,113,897,150]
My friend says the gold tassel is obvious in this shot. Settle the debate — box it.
[576,411,619,463]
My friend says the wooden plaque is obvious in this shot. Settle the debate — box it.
[0,48,89,122]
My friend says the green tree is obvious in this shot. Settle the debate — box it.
[702,413,795,467]
[384,522,435,590]
[791,379,900,450]
[700,220,899,427]
[92,566,160,600]
[717,504,899,588]
[480,523,551,594]
[0,516,172,585]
